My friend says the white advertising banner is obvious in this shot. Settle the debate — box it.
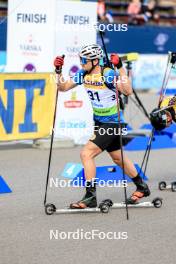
[6,0,56,72]
[55,87,93,144]
[55,0,97,56]
[133,55,176,92]
[54,1,97,144]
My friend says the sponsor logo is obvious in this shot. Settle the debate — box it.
[19,34,42,56]
[23,63,36,72]
[154,33,169,52]
[64,91,83,108]
[66,46,81,54]
[59,119,86,129]
[65,36,81,55]
[84,80,104,86]
[17,13,47,23]
[69,65,79,78]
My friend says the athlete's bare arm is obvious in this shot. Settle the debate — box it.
[56,73,77,91]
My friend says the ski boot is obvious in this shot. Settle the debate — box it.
[126,182,151,204]
[70,180,97,209]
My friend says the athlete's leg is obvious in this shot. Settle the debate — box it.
[109,150,150,204]
[109,149,138,178]
[80,141,102,181]
[70,141,102,209]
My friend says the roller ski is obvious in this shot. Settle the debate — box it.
[110,182,162,209]
[45,180,113,215]
[159,181,176,192]
[111,197,162,209]
[45,199,113,215]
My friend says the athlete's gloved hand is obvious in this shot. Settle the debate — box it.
[54,56,64,74]
[110,53,123,69]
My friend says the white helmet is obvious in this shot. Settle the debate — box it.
[79,44,104,60]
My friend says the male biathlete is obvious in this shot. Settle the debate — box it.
[150,95,176,130]
[54,44,150,208]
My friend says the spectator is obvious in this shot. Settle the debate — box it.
[97,0,106,21]
[144,0,160,23]
[127,0,146,25]
[97,0,114,23]
[105,10,114,23]
[127,0,160,25]
[127,0,141,16]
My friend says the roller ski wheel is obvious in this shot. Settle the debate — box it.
[171,182,176,192]
[99,199,113,213]
[45,203,56,215]
[152,197,163,208]
[158,181,167,191]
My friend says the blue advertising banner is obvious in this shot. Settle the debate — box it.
[101,26,176,54]
[0,51,6,72]
[0,17,7,51]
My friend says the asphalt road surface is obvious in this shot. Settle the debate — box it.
[0,93,176,264]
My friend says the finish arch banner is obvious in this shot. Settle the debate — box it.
[6,0,56,72]
[54,0,97,144]
[0,73,55,141]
